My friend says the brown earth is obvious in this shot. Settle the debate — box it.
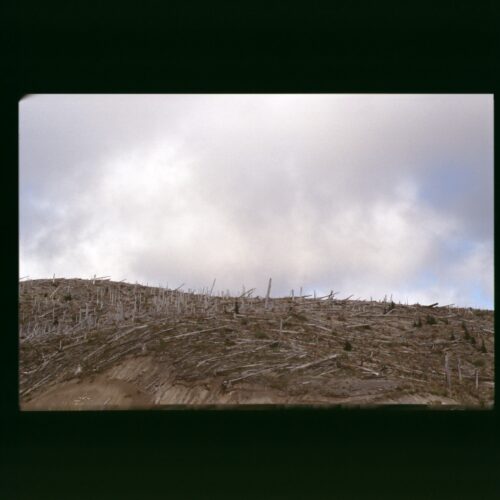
[19,278,494,409]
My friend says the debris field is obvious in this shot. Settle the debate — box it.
[19,278,494,409]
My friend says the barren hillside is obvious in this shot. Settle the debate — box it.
[19,278,494,409]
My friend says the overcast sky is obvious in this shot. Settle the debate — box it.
[19,94,493,308]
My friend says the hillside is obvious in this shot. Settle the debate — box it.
[19,278,494,409]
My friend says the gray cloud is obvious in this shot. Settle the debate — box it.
[19,94,493,308]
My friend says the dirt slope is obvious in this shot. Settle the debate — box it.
[19,278,494,409]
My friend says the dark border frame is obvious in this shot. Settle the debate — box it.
[3,1,498,498]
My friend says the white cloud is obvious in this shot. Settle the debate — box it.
[19,94,493,307]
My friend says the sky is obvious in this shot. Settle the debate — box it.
[19,94,494,309]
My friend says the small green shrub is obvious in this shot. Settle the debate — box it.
[343,340,352,351]
[63,293,73,301]
[255,331,268,339]
[426,315,437,325]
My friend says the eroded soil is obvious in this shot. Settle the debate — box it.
[19,278,494,409]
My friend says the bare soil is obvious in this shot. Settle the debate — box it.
[19,278,494,409]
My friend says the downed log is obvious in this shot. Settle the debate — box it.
[338,295,354,302]
[290,353,338,372]
[357,365,380,376]
[305,322,332,332]
[227,363,288,384]
[162,325,226,341]
[94,344,141,369]
[20,372,53,397]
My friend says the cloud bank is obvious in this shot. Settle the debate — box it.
[19,94,493,308]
